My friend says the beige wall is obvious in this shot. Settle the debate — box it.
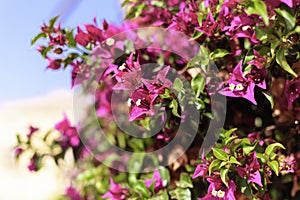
[0,90,74,200]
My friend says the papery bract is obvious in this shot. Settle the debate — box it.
[102,178,129,200]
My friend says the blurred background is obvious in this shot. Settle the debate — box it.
[0,0,122,199]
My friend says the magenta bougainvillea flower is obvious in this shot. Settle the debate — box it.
[199,176,236,200]
[28,156,37,172]
[71,61,90,87]
[284,79,300,108]
[27,126,39,139]
[49,33,66,46]
[14,147,23,156]
[247,50,267,69]
[55,115,80,148]
[144,169,166,194]
[196,13,217,37]
[223,11,260,44]
[102,178,129,200]
[237,152,263,187]
[46,57,62,70]
[247,132,264,146]
[247,67,267,91]
[113,53,143,91]
[281,0,300,7]
[280,154,295,174]
[75,24,103,46]
[95,78,115,118]
[142,66,173,94]
[192,157,210,179]
[218,5,234,32]
[65,186,81,200]
[168,2,198,35]
[129,88,158,121]
[219,60,266,105]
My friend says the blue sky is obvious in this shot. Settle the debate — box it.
[0,0,122,101]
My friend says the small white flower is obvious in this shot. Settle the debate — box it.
[217,190,225,198]
[136,99,141,106]
[211,189,218,197]
[118,63,126,71]
[235,83,244,91]
[106,38,115,46]
[229,83,235,91]
[242,25,251,31]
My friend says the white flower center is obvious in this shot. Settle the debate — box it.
[136,99,141,106]
[119,63,126,71]
[242,25,251,31]
[217,190,225,198]
[106,38,115,46]
[211,189,218,197]
[235,83,244,91]
[229,83,235,91]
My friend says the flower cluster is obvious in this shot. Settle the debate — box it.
[193,129,290,200]
[14,0,300,199]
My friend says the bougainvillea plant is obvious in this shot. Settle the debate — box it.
[14,0,300,199]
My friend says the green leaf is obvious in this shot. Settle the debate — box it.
[243,144,257,155]
[127,154,145,173]
[224,128,238,139]
[128,138,145,151]
[209,49,230,59]
[191,30,203,40]
[49,15,60,30]
[262,92,274,108]
[195,97,205,110]
[198,13,204,27]
[31,32,47,46]
[225,136,238,145]
[191,74,205,97]
[236,176,253,199]
[256,153,267,163]
[158,167,170,186]
[173,78,185,94]
[124,40,135,54]
[265,142,285,156]
[133,180,150,198]
[220,168,229,187]
[276,6,296,32]
[212,148,229,161]
[151,0,165,7]
[41,45,54,58]
[63,53,79,68]
[151,190,169,200]
[209,159,221,175]
[66,30,76,48]
[125,3,145,19]
[170,99,181,118]
[117,132,126,149]
[175,173,193,188]
[160,89,171,99]
[220,161,227,168]
[245,0,269,26]
[229,156,242,165]
[276,47,297,77]
[169,188,191,200]
[268,160,279,176]
[271,40,280,58]
[203,112,214,119]
[16,134,22,143]
[270,152,277,160]
[121,0,136,7]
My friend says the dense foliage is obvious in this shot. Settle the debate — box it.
[14,0,300,199]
